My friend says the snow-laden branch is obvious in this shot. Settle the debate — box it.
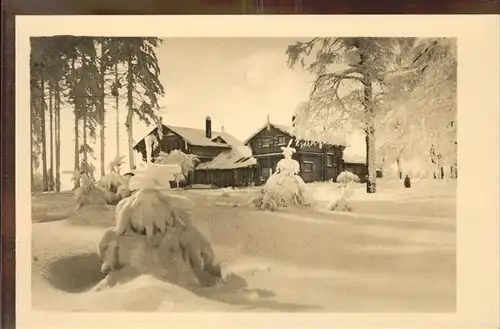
[310,67,364,97]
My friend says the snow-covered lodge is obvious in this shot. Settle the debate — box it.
[133,117,258,187]
[133,116,379,188]
[243,117,347,184]
[342,153,384,182]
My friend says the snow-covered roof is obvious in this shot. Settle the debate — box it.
[196,145,257,170]
[243,121,348,147]
[167,125,242,148]
[134,124,243,149]
[343,153,366,164]
[343,153,383,169]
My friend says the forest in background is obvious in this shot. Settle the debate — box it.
[30,36,165,192]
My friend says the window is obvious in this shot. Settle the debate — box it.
[258,137,273,148]
[274,135,287,146]
[212,136,227,144]
[325,154,334,167]
[302,161,314,173]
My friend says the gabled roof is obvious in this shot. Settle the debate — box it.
[134,124,242,149]
[244,121,348,147]
[168,125,243,148]
[196,145,257,170]
[243,122,293,145]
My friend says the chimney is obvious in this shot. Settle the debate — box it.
[266,114,271,131]
[221,125,225,133]
[205,116,212,138]
[292,115,296,127]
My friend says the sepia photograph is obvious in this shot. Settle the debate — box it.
[28,34,458,313]
[15,15,499,329]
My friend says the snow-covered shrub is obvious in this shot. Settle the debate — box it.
[251,173,311,211]
[329,171,359,212]
[251,140,312,211]
[74,172,108,210]
[116,184,132,199]
[156,150,199,187]
[336,171,360,185]
[97,190,224,289]
[101,188,121,205]
[98,173,126,193]
[128,162,182,191]
[96,156,131,204]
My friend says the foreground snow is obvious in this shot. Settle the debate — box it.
[31,182,456,312]
[32,219,455,312]
[189,178,456,215]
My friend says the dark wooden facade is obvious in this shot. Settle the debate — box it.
[343,162,383,183]
[245,124,346,184]
[194,166,258,188]
[344,162,368,182]
[134,125,230,164]
[133,119,256,187]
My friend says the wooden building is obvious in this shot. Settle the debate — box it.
[244,119,347,184]
[195,145,257,188]
[343,153,383,182]
[133,117,257,187]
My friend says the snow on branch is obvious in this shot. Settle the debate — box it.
[310,67,364,98]
[291,101,350,146]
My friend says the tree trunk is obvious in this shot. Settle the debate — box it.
[99,43,106,178]
[83,112,88,166]
[73,109,80,189]
[41,78,48,192]
[115,62,121,173]
[126,53,135,171]
[48,82,54,191]
[396,156,402,179]
[72,59,80,189]
[55,82,61,192]
[363,78,377,194]
[31,75,40,191]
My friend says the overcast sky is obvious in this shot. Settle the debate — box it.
[54,37,365,187]
[153,38,315,138]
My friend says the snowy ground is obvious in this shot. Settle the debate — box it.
[31,179,456,312]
